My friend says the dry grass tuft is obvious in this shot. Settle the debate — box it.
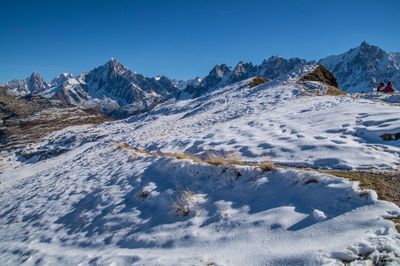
[258,161,276,172]
[173,188,195,216]
[205,151,244,166]
[165,152,203,163]
[115,142,134,150]
[326,85,346,96]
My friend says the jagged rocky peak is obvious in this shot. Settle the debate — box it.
[199,64,232,89]
[211,64,232,78]
[81,58,131,86]
[102,58,129,76]
[26,72,49,94]
[259,56,307,79]
[231,61,255,82]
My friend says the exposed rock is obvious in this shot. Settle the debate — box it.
[299,64,339,87]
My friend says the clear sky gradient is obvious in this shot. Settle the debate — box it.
[1,0,399,83]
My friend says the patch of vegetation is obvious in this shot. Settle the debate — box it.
[326,85,346,96]
[258,161,276,172]
[173,187,195,216]
[249,77,269,88]
[205,150,245,166]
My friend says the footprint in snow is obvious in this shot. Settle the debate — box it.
[331,140,347,144]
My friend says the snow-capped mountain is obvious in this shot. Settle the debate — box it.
[43,59,180,118]
[181,56,310,98]
[3,72,50,96]
[50,73,74,86]
[320,41,400,92]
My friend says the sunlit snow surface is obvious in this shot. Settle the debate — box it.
[1,79,400,265]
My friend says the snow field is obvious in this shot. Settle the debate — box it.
[1,135,400,265]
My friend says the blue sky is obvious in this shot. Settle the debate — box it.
[1,0,399,83]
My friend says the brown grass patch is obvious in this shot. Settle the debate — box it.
[115,142,134,150]
[173,188,195,216]
[258,161,276,172]
[205,151,245,166]
[326,85,346,96]
[249,77,269,88]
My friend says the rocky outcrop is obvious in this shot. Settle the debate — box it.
[299,64,338,87]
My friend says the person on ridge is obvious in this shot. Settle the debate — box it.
[377,82,385,92]
[383,81,395,93]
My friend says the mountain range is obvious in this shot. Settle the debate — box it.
[1,42,399,118]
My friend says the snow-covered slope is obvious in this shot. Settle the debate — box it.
[3,72,50,96]
[1,67,399,265]
[320,41,400,93]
